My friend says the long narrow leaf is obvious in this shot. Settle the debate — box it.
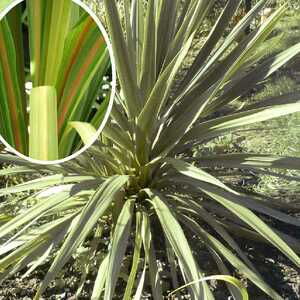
[104,199,134,299]
[35,175,128,299]
[29,86,58,160]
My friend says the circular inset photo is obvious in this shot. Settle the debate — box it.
[0,0,116,164]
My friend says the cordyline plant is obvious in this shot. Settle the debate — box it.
[0,0,111,160]
[0,0,300,299]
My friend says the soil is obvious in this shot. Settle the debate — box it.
[1,207,300,300]
[0,237,300,299]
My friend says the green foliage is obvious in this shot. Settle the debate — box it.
[0,0,300,299]
[0,0,111,160]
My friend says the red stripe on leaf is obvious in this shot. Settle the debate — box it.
[58,16,95,101]
[0,28,24,152]
[58,35,105,135]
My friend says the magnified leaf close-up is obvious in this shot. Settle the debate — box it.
[0,0,113,161]
[0,0,300,299]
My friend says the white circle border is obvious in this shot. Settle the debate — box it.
[0,0,116,165]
